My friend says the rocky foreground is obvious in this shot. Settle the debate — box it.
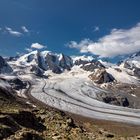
[0,89,140,140]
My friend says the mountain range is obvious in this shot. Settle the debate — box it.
[1,50,139,83]
[0,50,140,125]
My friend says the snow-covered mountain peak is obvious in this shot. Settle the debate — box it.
[72,55,94,63]
[17,50,38,66]
[120,51,140,69]
[98,59,115,68]
[130,51,140,58]
[3,50,140,84]
[9,50,73,74]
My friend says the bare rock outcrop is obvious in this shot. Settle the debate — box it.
[89,69,115,84]
[0,56,13,74]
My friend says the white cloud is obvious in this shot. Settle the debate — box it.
[68,23,140,58]
[93,26,100,32]
[31,43,46,49]
[21,26,29,33]
[25,48,32,52]
[5,27,22,37]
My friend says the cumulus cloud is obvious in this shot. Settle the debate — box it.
[21,26,29,33]
[5,27,22,37]
[68,23,140,58]
[31,43,46,49]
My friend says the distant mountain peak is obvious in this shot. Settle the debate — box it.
[10,50,73,74]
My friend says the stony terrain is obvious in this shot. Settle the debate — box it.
[1,88,140,140]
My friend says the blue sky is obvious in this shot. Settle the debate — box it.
[0,0,140,59]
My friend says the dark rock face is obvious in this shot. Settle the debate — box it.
[0,125,14,139]
[27,54,35,63]
[30,65,44,76]
[114,68,122,72]
[123,61,132,69]
[123,61,140,78]
[130,51,140,58]
[0,87,15,100]
[74,58,105,72]
[26,51,46,71]
[81,61,105,72]
[6,55,19,61]
[117,60,123,66]
[59,54,73,70]
[0,115,20,132]
[45,54,62,74]
[74,59,90,66]
[0,56,13,73]
[7,78,27,90]
[45,53,73,73]
[135,51,140,57]
[15,51,73,74]
[11,111,46,131]
[133,67,140,78]
[37,51,47,71]
[102,96,129,107]
[89,69,115,84]
[0,78,15,99]
[0,116,18,139]
[18,132,44,140]
[0,111,45,139]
